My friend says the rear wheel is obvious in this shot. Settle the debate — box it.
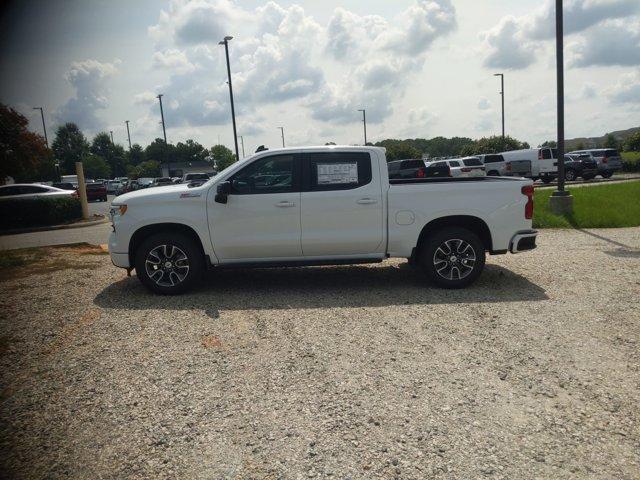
[420,227,486,289]
[564,169,577,181]
[487,170,499,176]
[601,171,613,179]
[134,232,204,294]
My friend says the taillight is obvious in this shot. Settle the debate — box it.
[417,167,425,178]
[521,185,534,219]
[461,167,471,173]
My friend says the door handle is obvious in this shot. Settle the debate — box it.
[275,201,295,208]
[357,198,378,205]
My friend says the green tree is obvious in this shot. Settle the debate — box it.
[540,140,557,148]
[137,160,161,177]
[91,132,127,177]
[81,153,111,179]
[374,139,421,161]
[211,144,235,171]
[0,103,56,182]
[175,139,208,164]
[127,143,144,165]
[603,133,619,150]
[459,136,530,156]
[624,131,640,152]
[575,142,585,151]
[52,122,89,174]
[144,138,176,165]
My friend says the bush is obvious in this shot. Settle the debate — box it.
[621,152,640,172]
[0,196,82,230]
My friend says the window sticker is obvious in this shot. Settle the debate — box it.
[317,163,358,185]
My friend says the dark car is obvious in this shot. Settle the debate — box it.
[152,177,174,187]
[387,159,428,179]
[86,183,108,201]
[558,154,598,181]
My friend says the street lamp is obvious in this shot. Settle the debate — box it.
[219,36,240,162]
[549,0,573,215]
[357,109,367,145]
[33,107,48,147]
[278,127,285,148]
[110,130,114,144]
[157,94,169,174]
[125,120,132,150]
[493,73,505,139]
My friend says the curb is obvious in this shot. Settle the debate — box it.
[0,215,109,236]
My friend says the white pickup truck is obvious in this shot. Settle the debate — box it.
[109,146,537,294]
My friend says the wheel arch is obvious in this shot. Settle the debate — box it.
[414,215,493,259]
[128,223,207,267]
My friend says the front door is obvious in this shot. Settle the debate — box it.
[208,153,302,261]
[300,151,384,256]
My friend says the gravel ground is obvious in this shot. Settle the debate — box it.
[1,228,639,479]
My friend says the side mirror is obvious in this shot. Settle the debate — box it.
[215,181,231,204]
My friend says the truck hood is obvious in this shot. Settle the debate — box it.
[113,183,208,203]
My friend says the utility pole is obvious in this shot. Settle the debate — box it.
[549,0,573,214]
[493,73,505,139]
[125,120,132,150]
[219,36,240,162]
[157,93,169,175]
[278,127,285,148]
[357,109,367,145]
[33,107,48,147]
[110,130,114,144]
[238,135,245,157]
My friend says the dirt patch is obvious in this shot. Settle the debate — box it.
[201,335,223,349]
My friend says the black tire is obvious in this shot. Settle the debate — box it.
[565,169,577,181]
[487,170,499,176]
[420,227,486,289]
[541,176,553,184]
[601,171,613,179]
[134,232,204,295]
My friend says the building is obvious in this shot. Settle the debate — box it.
[161,161,216,178]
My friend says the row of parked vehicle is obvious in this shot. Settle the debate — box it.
[388,148,623,182]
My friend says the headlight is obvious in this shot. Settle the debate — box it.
[110,204,127,218]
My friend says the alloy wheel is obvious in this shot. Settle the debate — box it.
[144,244,190,287]
[432,238,476,281]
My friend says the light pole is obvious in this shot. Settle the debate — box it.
[357,109,367,145]
[219,36,240,162]
[33,107,48,147]
[238,135,245,157]
[157,93,169,174]
[110,130,114,144]
[549,0,573,214]
[493,73,505,139]
[125,120,132,150]
[278,127,285,148]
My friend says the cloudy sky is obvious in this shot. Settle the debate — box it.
[1,0,639,154]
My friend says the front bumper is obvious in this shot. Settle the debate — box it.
[510,230,538,253]
[109,231,130,268]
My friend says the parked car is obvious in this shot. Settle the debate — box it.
[387,159,427,179]
[562,154,598,181]
[152,177,174,187]
[105,180,123,194]
[477,154,507,176]
[108,146,537,294]
[181,173,211,185]
[137,178,155,188]
[441,157,486,178]
[567,148,622,178]
[52,182,77,191]
[86,183,108,202]
[0,184,77,200]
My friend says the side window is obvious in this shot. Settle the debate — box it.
[449,161,460,167]
[306,152,372,191]
[0,186,21,196]
[230,154,295,194]
[21,186,47,194]
[541,149,552,159]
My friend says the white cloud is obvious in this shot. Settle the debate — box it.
[152,49,197,74]
[605,70,640,103]
[568,20,640,67]
[133,91,157,105]
[477,97,491,110]
[54,59,120,131]
[480,0,640,70]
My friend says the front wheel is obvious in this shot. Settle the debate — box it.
[564,169,577,181]
[134,232,204,294]
[420,227,486,289]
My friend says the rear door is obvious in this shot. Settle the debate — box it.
[300,151,384,256]
[539,148,557,175]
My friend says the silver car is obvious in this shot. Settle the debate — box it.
[0,184,77,201]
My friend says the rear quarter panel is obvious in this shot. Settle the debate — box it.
[387,179,532,257]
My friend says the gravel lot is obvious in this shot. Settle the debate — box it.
[1,228,639,479]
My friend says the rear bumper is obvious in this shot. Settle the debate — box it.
[510,230,538,254]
